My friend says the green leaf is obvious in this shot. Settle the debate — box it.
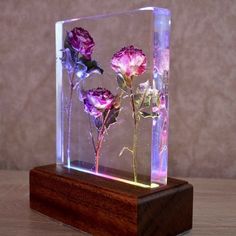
[139,111,152,118]
[87,67,103,76]
[117,73,128,92]
[94,117,103,130]
[133,94,142,107]
[142,94,152,107]
[139,111,159,119]
[133,92,151,109]
[103,107,120,129]
[135,81,153,109]
[80,57,104,75]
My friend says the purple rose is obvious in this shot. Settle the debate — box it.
[82,88,115,117]
[111,45,147,78]
[67,27,95,60]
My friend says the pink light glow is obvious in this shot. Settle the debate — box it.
[67,165,159,189]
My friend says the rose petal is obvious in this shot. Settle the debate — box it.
[111,45,147,78]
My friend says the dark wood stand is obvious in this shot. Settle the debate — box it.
[30,164,193,236]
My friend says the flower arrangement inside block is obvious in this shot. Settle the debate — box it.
[56,7,171,188]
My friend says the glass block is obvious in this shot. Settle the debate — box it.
[56,7,171,188]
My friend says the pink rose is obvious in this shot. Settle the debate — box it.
[82,88,115,117]
[111,45,147,78]
[67,27,95,60]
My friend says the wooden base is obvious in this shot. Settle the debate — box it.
[30,164,193,236]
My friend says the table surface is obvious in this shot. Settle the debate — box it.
[0,171,235,236]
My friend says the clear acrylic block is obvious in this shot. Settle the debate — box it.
[56,7,171,188]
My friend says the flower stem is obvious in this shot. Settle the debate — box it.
[88,115,96,154]
[130,87,138,183]
[95,109,111,173]
[95,132,104,173]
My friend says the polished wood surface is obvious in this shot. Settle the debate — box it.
[0,170,235,235]
[30,165,193,236]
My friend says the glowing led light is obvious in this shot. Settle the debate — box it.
[139,7,155,11]
[67,165,159,189]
